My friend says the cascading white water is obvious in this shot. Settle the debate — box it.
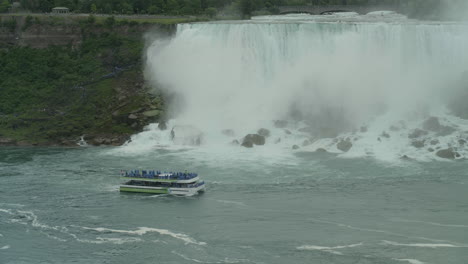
[132,14,468,161]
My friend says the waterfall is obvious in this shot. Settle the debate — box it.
[137,15,468,161]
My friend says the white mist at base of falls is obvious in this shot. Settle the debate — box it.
[133,16,468,162]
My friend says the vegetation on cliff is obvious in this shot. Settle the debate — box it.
[13,0,468,20]
[0,16,169,145]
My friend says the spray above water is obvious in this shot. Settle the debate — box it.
[137,14,468,161]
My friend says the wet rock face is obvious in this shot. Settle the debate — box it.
[0,137,16,146]
[423,117,441,131]
[436,148,459,159]
[242,134,265,147]
[274,120,288,128]
[222,129,235,137]
[408,129,428,139]
[158,121,167,130]
[337,139,352,152]
[422,116,455,136]
[241,141,253,148]
[411,140,425,148]
[257,128,270,137]
[171,125,204,146]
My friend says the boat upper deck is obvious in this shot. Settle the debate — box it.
[121,170,200,183]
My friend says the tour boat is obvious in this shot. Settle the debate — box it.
[119,170,205,196]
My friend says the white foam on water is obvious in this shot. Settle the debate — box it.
[381,240,467,248]
[1,245,10,250]
[172,251,253,264]
[392,219,468,228]
[394,259,427,264]
[297,242,363,255]
[81,226,206,245]
[308,218,464,245]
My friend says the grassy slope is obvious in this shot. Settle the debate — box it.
[0,16,171,145]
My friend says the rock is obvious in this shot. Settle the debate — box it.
[302,140,311,147]
[298,127,314,134]
[274,120,288,128]
[241,141,253,148]
[428,148,434,152]
[459,139,466,145]
[423,117,441,131]
[222,129,235,137]
[401,155,411,160]
[436,148,458,159]
[0,137,16,146]
[360,126,368,133]
[257,128,270,137]
[242,134,265,146]
[142,110,160,117]
[158,121,167,130]
[437,126,455,136]
[408,129,428,139]
[231,139,240,145]
[381,131,390,138]
[292,145,300,150]
[171,125,204,146]
[130,108,145,114]
[422,117,455,136]
[337,139,352,152]
[128,114,138,120]
[430,139,439,145]
[411,140,425,148]
[284,129,291,135]
[315,148,327,153]
[389,125,400,132]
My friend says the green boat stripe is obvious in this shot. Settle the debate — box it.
[120,187,169,194]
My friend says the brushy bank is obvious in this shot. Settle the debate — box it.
[0,15,178,146]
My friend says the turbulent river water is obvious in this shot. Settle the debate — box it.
[0,146,467,264]
[2,13,468,264]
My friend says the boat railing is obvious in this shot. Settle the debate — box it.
[121,170,199,180]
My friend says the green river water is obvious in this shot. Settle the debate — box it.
[0,146,467,264]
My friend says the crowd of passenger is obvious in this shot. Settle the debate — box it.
[121,170,198,180]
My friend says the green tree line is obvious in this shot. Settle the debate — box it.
[2,0,464,20]
[11,0,456,18]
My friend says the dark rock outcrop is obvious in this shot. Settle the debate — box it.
[408,129,428,139]
[436,148,459,159]
[222,129,235,137]
[411,140,425,148]
[241,141,253,148]
[171,125,204,146]
[381,131,390,138]
[292,145,300,150]
[0,137,16,146]
[158,121,167,130]
[274,120,288,128]
[242,134,265,148]
[257,128,270,137]
[423,117,441,131]
[337,139,352,152]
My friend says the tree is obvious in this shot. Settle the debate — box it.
[205,7,217,18]
[0,0,11,13]
[91,3,97,13]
